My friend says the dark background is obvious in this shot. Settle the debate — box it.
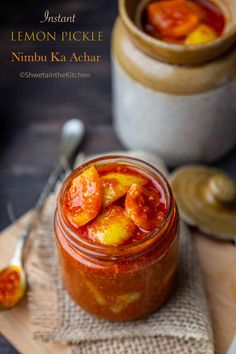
[0,0,235,353]
[0,0,120,231]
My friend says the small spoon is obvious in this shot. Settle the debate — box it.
[0,119,85,310]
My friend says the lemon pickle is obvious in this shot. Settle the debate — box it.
[54,156,179,320]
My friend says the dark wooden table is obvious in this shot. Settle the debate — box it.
[0,1,235,353]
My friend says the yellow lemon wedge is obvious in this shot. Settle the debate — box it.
[87,205,136,245]
[185,24,217,45]
[101,172,147,207]
[110,292,140,313]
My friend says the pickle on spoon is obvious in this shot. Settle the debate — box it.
[0,265,26,310]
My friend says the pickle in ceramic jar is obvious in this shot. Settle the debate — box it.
[185,24,217,44]
[146,0,201,38]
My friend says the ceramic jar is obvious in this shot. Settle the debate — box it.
[111,0,236,166]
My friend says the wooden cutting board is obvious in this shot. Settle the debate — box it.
[0,212,236,354]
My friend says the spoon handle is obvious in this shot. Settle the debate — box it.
[11,161,65,266]
[10,119,85,267]
[11,151,86,266]
[35,163,63,213]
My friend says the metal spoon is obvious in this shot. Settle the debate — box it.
[0,119,85,310]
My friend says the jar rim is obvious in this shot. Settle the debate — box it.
[119,0,236,65]
[56,155,175,260]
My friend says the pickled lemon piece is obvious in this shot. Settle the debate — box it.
[147,0,201,38]
[125,184,166,231]
[101,172,147,207]
[66,166,102,227]
[84,279,107,305]
[110,292,140,313]
[185,24,217,44]
[87,205,136,245]
[0,265,25,310]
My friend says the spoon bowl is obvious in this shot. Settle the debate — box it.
[59,119,85,161]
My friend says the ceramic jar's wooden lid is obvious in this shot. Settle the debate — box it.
[170,165,236,241]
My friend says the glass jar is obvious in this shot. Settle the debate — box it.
[54,156,179,321]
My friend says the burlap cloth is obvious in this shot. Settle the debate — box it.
[28,152,214,354]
